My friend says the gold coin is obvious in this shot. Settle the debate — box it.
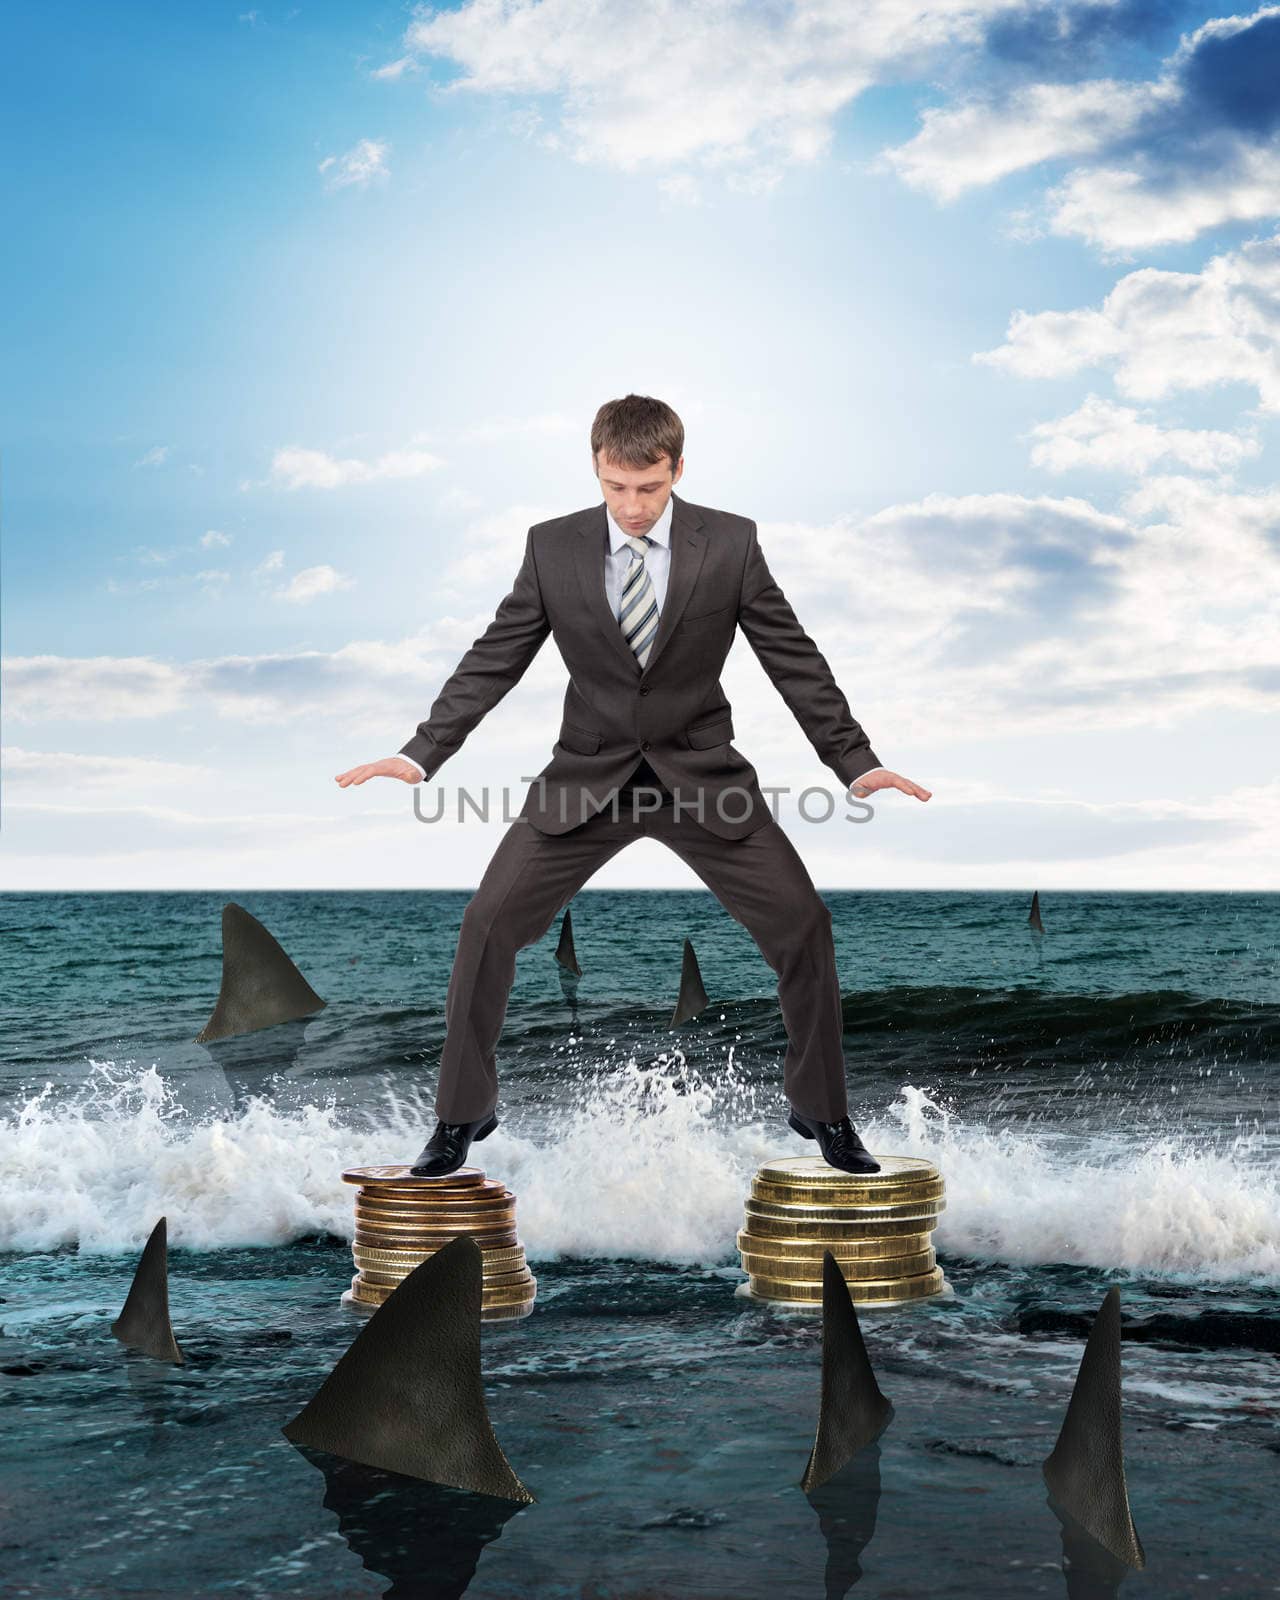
[745,1196,943,1226]
[352,1210,516,1228]
[735,1228,933,1261]
[756,1154,939,1187]
[356,1175,490,1196]
[353,1218,518,1239]
[351,1232,523,1251]
[355,1176,507,1202]
[354,1265,532,1292]
[479,1300,535,1322]
[356,1176,508,1200]
[740,1213,935,1243]
[350,1216,518,1241]
[349,1275,536,1309]
[350,1248,524,1273]
[747,1265,946,1303]
[355,1195,514,1218]
[353,1242,526,1270]
[340,1287,534,1321]
[357,1265,534,1291]
[355,1186,493,1206]
[350,1228,518,1254]
[752,1176,945,1207]
[342,1164,487,1187]
[356,1263,533,1288]
[354,1207,516,1229]
[739,1246,936,1281]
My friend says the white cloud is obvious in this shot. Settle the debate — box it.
[201,529,232,548]
[371,55,416,80]
[735,483,1280,745]
[877,5,1280,254]
[1,747,213,790]
[254,550,285,576]
[275,564,355,604]
[974,228,1280,413]
[15,472,1277,742]
[1045,140,1280,256]
[393,0,1025,180]
[269,443,445,489]
[1025,394,1262,477]
[134,445,170,468]
[877,77,1171,203]
[8,470,1278,888]
[318,137,390,189]
[4,656,189,722]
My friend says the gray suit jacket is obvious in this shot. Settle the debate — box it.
[399,489,882,840]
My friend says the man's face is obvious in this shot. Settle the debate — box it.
[595,450,684,535]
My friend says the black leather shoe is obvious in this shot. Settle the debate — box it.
[787,1108,880,1173]
[410,1111,499,1177]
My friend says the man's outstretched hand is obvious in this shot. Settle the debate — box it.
[848,769,932,801]
[334,758,421,787]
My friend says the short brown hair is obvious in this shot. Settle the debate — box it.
[591,394,684,476]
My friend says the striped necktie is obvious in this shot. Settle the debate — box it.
[619,533,659,666]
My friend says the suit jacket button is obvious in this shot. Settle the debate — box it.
[640,685,651,695]
[641,740,651,750]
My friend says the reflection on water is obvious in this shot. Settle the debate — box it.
[294,1446,528,1600]
[804,1443,884,1597]
[1051,1498,1135,1600]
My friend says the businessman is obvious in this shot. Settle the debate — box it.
[336,394,931,1177]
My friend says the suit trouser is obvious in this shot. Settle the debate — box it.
[434,758,851,1124]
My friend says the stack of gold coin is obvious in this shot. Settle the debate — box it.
[737,1155,948,1308]
[339,1164,536,1321]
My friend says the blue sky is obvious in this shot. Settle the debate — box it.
[3,0,1278,889]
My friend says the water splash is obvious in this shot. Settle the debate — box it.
[1,1061,1275,1283]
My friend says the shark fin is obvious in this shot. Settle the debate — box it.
[553,905,582,978]
[1029,890,1045,934]
[801,1251,894,1493]
[670,937,709,1026]
[196,901,326,1042]
[111,1216,184,1364]
[281,1234,534,1503]
[1042,1286,1145,1570]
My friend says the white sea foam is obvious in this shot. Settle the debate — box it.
[1,1061,1276,1283]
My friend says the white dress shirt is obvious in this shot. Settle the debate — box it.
[388,498,885,791]
[603,493,674,620]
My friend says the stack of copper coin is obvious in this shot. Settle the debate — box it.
[339,1164,536,1321]
[737,1154,948,1308]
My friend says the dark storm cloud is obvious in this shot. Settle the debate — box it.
[1084,8,1280,178]
[1006,5,1280,183]
[1179,9,1280,137]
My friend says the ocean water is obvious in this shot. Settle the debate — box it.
[0,887,1276,1599]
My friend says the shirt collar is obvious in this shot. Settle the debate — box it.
[606,492,674,553]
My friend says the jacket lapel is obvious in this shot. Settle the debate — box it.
[574,490,707,678]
